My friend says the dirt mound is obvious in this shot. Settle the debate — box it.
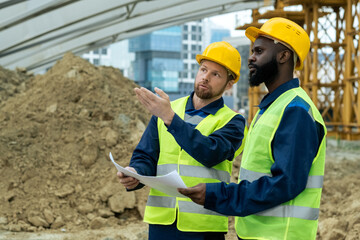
[0,66,32,105]
[317,148,360,240]
[0,53,151,233]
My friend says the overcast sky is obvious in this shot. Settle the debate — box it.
[207,10,252,37]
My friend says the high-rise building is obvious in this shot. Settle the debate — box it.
[82,41,135,79]
[108,40,135,79]
[129,26,183,92]
[223,36,251,116]
[82,20,236,106]
[178,20,235,108]
[179,20,204,96]
[210,28,231,43]
[82,47,111,66]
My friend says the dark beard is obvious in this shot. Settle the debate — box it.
[249,57,278,87]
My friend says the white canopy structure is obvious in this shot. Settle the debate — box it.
[0,0,272,71]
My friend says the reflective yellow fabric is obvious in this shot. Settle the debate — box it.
[144,96,246,232]
[235,87,326,240]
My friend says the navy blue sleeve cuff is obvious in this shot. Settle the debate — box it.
[126,183,145,191]
[167,113,182,135]
[204,182,222,210]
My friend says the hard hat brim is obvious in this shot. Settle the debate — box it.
[245,26,304,70]
[196,54,240,83]
[245,26,266,43]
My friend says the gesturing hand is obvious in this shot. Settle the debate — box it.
[134,87,175,125]
[178,183,206,206]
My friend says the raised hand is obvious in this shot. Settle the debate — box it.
[134,87,175,125]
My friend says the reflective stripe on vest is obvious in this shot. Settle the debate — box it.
[184,113,204,125]
[157,164,178,175]
[146,195,225,217]
[239,167,322,220]
[178,201,226,216]
[157,164,231,183]
[256,205,319,220]
[239,167,324,189]
[147,195,176,208]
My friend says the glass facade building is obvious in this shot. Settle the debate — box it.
[210,28,230,43]
[179,21,204,96]
[82,47,111,66]
[129,26,183,92]
[222,36,251,115]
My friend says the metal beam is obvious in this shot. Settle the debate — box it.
[0,0,27,9]
[0,0,138,51]
[0,0,272,70]
[0,0,73,29]
[0,6,131,65]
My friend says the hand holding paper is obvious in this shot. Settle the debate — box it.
[117,166,139,189]
[110,152,188,198]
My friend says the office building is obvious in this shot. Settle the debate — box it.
[82,47,111,67]
[223,36,251,115]
[179,21,204,96]
[129,26,183,92]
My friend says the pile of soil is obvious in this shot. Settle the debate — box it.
[0,66,32,105]
[0,53,151,234]
[0,54,359,240]
[317,147,360,240]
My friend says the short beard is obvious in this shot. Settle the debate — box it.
[249,56,278,87]
[194,81,228,100]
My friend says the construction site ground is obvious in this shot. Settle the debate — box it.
[0,54,359,240]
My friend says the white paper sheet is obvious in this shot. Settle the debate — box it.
[109,152,187,198]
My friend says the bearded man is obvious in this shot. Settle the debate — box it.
[179,18,327,240]
[117,41,247,240]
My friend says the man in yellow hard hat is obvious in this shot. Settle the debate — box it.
[179,17,327,240]
[117,41,247,240]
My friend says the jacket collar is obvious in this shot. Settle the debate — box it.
[186,91,225,115]
[258,78,300,110]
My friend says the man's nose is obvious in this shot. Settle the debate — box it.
[202,72,210,81]
[248,53,256,64]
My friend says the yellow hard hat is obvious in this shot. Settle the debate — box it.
[245,17,310,70]
[196,41,241,83]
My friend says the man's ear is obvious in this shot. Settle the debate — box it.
[278,50,292,64]
[225,80,235,90]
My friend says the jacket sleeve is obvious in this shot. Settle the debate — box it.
[166,113,246,168]
[204,102,324,216]
[129,115,159,177]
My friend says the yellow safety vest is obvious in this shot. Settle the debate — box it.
[144,96,246,232]
[235,87,327,240]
